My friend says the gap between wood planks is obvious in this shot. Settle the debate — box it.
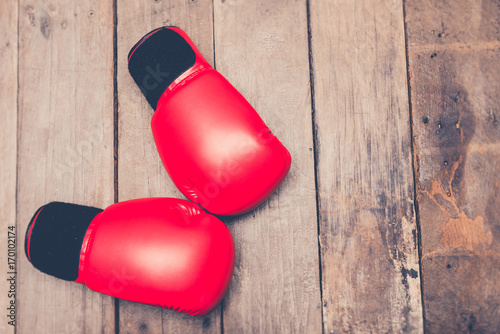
[113,0,120,333]
[306,0,326,334]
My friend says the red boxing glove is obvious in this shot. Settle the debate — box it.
[25,199,234,316]
[128,27,292,215]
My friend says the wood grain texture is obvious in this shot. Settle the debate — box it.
[0,0,18,333]
[16,0,115,333]
[116,0,220,333]
[213,0,323,332]
[309,0,423,332]
[405,0,500,332]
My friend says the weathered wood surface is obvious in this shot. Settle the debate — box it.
[16,0,116,333]
[116,0,221,333]
[0,0,18,333]
[9,0,500,332]
[309,0,423,332]
[405,0,500,332]
[214,0,323,332]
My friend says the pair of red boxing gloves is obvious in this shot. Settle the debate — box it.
[25,27,291,316]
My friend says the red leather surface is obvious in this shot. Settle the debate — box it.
[78,198,234,316]
[151,27,292,215]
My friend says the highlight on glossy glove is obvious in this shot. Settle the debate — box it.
[128,27,292,215]
[25,198,235,316]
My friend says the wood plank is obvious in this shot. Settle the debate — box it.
[309,0,423,332]
[0,0,18,333]
[17,0,115,333]
[213,1,322,332]
[405,0,500,332]
[116,1,220,332]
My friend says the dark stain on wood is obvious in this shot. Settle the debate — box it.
[26,6,36,26]
[435,82,473,211]
[412,229,417,250]
[401,266,418,286]
[202,317,211,329]
[40,16,50,39]
[370,189,412,266]
[421,255,500,333]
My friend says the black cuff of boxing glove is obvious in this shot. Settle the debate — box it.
[25,202,103,281]
[128,27,196,110]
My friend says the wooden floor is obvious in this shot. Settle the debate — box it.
[1,0,499,333]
